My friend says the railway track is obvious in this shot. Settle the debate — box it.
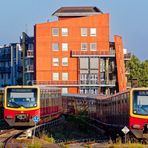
[0,115,65,147]
[0,129,24,147]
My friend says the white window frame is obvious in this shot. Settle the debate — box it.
[52,28,59,36]
[52,43,59,51]
[90,43,97,51]
[62,57,68,66]
[53,73,59,80]
[81,43,88,51]
[90,28,96,36]
[62,28,68,36]
[62,72,68,80]
[81,28,87,36]
[62,43,68,51]
[53,58,59,66]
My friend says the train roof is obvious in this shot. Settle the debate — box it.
[62,94,107,100]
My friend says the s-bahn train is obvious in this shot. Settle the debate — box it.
[4,86,62,126]
[62,88,148,139]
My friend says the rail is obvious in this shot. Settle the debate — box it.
[0,129,24,148]
[71,50,115,57]
[32,80,116,87]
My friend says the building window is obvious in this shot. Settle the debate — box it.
[62,88,68,94]
[81,43,87,51]
[52,28,59,36]
[53,58,59,66]
[81,28,87,36]
[90,28,96,36]
[52,43,59,51]
[62,57,68,66]
[62,43,68,51]
[53,73,59,80]
[62,72,68,80]
[62,28,68,36]
[90,43,97,51]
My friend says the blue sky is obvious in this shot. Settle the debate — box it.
[0,0,148,60]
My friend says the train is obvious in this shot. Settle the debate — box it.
[4,86,63,126]
[62,88,148,139]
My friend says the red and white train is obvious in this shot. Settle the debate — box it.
[4,86,62,126]
[62,88,148,139]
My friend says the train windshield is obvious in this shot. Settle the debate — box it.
[7,88,38,108]
[133,90,148,115]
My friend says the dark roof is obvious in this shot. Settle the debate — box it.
[52,6,103,17]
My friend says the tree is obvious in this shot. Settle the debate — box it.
[140,60,148,87]
[126,55,148,87]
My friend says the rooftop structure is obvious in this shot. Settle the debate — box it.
[52,6,103,17]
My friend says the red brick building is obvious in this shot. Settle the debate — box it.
[34,7,126,95]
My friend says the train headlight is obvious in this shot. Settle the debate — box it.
[133,124,140,129]
[33,103,37,107]
[6,116,12,119]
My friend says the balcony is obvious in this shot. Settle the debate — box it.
[25,65,34,73]
[0,54,11,61]
[124,53,132,61]
[0,67,11,73]
[26,50,34,58]
[71,50,115,58]
[32,80,116,87]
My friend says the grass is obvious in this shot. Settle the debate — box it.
[28,142,41,148]
[40,132,55,143]
[0,142,3,148]
[108,143,147,148]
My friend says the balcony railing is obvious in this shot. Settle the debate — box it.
[71,50,115,57]
[26,50,34,57]
[0,67,11,73]
[25,65,34,72]
[124,53,132,60]
[0,54,11,61]
[32,80,116,87]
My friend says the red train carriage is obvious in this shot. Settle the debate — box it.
[4,86,62,127]
[62,88,148,139]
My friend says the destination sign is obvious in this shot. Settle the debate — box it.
[138,90,148,95]
[9,88,35,93]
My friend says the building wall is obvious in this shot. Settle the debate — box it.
[21,32,34,85]
[0,44,22,87]
[114,35,126,92]
[35,14,110,94]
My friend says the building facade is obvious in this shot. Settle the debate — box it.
[0,43,22,87]
[34,7,126,95]
[20,32,34,85]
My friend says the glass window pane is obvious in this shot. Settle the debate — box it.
[52,28,59,36]
[81,43,87,51]
[53,73,59,80]
[62,57,68,66]
[62,43,68,51]
[90,43,97,51]
[62,88,68,94]
[62,72,68,80]
[62,28,68,36]
[52,43,59,51]
[81,28,87,36]
[90,28,96,36]
[53,58,59,66]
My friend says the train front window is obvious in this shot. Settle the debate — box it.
[133,90,148,115]
[7,88,38,108]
